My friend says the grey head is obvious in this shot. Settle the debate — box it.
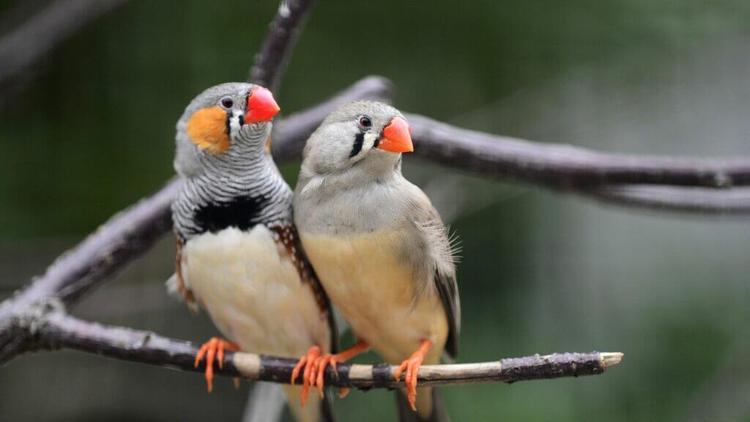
[294,101,418,235]
[171,83,293,241]
[297,101,414,185]
[174,82,280,178]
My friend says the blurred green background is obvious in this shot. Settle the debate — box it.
[1,0,750,421]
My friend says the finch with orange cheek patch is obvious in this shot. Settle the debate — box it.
[169,83,337,422]
[293,101,460,422]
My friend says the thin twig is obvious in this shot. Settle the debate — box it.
[248,0,317,93]
[0,0,128,84]
[25,309,622,388]
[586,185,750,215]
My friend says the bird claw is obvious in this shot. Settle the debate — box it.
[291,346,321,406]
[291,346,344,405]
[194,337,240,393]
[393,340,432,412]
[291,341,371,406]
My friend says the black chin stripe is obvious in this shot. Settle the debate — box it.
[238,114,245,126]
[224,112,231,136]
[350,132,365,157]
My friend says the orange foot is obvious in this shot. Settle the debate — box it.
[291,345,321,406]
[291,340,370,406]
[393,340,433,412]
[194,337,240,393]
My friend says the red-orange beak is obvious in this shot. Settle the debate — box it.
[245,86,280,124]
[378,116,413,153]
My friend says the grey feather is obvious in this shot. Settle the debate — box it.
[171,83,292,240]
[294,101,461,357]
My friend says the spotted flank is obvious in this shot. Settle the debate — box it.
[271,224,338,352]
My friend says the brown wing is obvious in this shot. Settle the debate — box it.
[174,230,197,306]
[271,224,339,353]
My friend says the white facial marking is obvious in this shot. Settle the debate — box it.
[229,109,243,134]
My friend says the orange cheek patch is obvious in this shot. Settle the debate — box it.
[186,106,230,154]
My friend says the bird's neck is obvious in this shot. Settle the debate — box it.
[173,153,293,241]
[295,165,409,235]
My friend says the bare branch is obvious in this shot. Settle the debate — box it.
[0,179,177,361]
[22,309,622,388]
[248,0,317,93]
[0,0,128,84]
[586,186,750,215]
[404,114,750,189]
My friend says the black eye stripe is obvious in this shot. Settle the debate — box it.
[350,132,365,157]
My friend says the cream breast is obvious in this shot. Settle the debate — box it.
[182,226,331,357]
[300,229,447,365]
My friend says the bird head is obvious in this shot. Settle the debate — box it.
[174,83,280,177]
[301,101,413,177]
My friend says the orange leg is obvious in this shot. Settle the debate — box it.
[291,345,322,406]
[393,340,432,412]
[291,340,370,406]
[312,340,370,397]
[194,337,240,393]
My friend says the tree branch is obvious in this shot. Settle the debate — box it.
[21,307,622,388]
[248,0,317,93]
[404,114,750,189]
[586,185,750,215]
[0,0,128,85]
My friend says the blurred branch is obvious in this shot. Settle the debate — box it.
[0,0,128,84]
[0,179,177,362]
[11,306,622,387]
[248,0,317,93]
[404,114,750,214]
[586,185,750,215]
[405,114,750,189]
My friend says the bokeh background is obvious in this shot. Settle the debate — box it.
[2,0,750,420]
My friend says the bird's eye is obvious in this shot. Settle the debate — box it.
[219,96,234,109]
[358,115,372,130]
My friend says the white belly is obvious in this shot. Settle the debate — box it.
[182,226,331,357]
[300,230,447,364]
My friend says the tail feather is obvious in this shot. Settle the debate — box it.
[395,388,450,422]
